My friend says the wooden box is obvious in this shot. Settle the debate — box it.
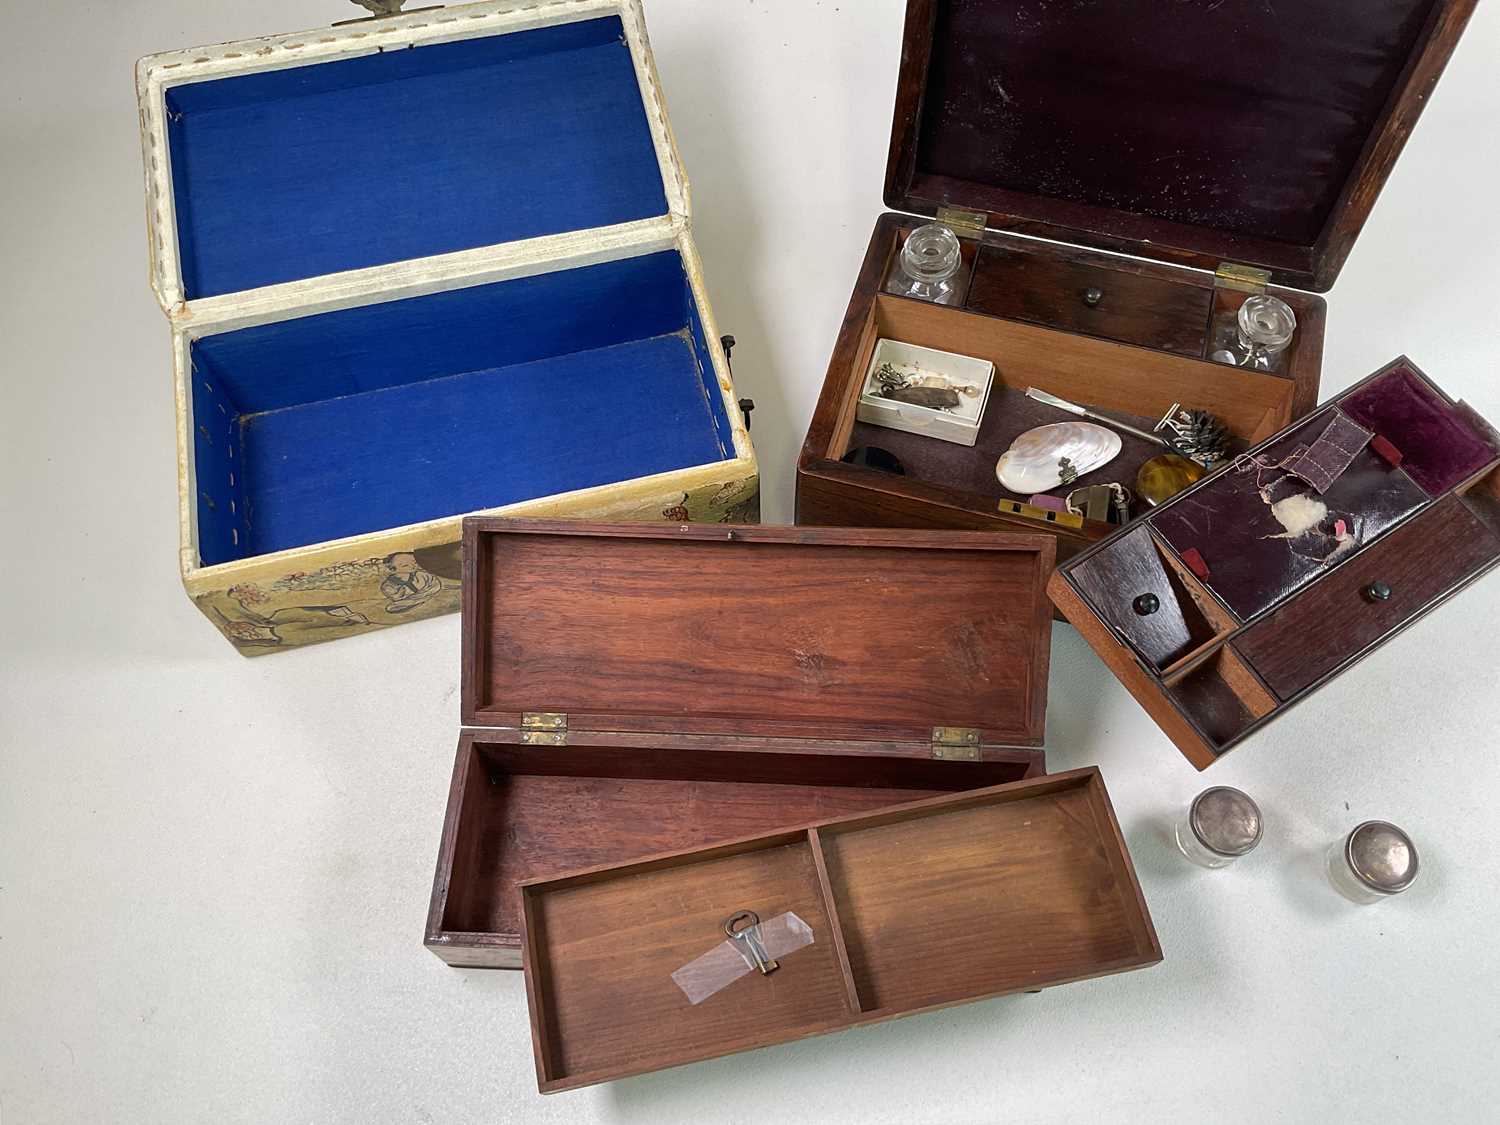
[798,0,1477,565]
[521,768,1160,1092]
[1050,358,1500,769]
[426,519,1056,968]
[136,0,757,655]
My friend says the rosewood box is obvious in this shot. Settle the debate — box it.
[136,0,756,655]
[1050,358,1500,769]
[798,0,1477,565]
[426,519,1057,969]
[521,769,1160,1092]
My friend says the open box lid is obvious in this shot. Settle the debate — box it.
[884,0,1478,291]
[461,519,1056,752]
[136,0,686,316]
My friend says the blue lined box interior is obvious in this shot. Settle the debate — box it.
[164,15,737,568]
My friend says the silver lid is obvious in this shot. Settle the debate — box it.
[1345,821,1419,894]
[1190,787,1263,857]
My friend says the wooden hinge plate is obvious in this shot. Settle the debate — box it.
[935,206,988,238]
[931,726,982,761]
[521,712,568,747]
[1214,262,1271,294]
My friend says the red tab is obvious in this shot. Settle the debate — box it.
[1370,433,1403,467]
[1180,547,1210,580]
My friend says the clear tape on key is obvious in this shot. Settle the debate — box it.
[670,910,816,1005]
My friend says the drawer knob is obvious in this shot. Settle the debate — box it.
[1082,287,1104,308]
[1133,593,1160,616]
[1364,581,1392,603]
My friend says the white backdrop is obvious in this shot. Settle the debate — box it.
[3,2,1499,1122]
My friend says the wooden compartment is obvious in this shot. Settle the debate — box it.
[431,519,1056,967]
[1052,359,1500,769]
[427,735,1038,968]
[521,768,1159,1092]
[1066,524,1240,673]
[801,225,1313,564]
[1235,495,1500,701]
[963,241,1215,358]
[798,0,1478,554]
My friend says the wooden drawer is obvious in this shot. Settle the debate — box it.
[966,244,1213,357]
[1236,495,1500,701]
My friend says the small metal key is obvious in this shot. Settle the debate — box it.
[723,910,778,975]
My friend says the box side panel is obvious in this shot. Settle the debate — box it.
[183,461,758,655]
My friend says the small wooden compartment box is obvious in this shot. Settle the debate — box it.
[521,768,1160,1092]
[798,0,1477,563]
[136,0,757,655]
[426,519,1057,969]
[1050,359,1500,769]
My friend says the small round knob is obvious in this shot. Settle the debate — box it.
[1364,581,1392,603]
[1082,287,1104,308]
[1133,593,1160,616]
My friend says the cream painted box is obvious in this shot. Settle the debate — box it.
[136,0,758,655]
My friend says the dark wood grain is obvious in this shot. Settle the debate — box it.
[1052,358,1500,768]
[1166,646,1276,746]
[1067,526,1227,671]
[521,769,1160,1092]
[883,0,1477,291]
[425,734,1040,969]
[462,519,1054,747]
[966,243,1213,357]
[1235,495,1500,700]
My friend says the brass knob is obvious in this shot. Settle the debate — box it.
[1133,593,1160,616]
[1364,581,1392,603]
[1083,287,1104,308]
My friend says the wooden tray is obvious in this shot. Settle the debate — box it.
[1050,358,1500,768]
[428,519,1056,967]
[521,768,1160,1092]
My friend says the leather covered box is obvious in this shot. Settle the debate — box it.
[1049,358,1500,769]
[136,0,757,655]
[426,519,1057,969]
[797,0,1477,565]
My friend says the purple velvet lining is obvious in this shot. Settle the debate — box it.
[1340,365,1497,496]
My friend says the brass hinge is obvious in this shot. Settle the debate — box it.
[935,206,987,238]
[1215,262,1271,294]
[521,712,568,747]
[931,726,982,761]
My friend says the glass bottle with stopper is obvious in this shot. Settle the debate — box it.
[885,223,968,306]
[1212,295,1297,371]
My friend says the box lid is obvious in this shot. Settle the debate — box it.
[137,0,686,314]
[462,519,1055,751]
[884,0,1477,291]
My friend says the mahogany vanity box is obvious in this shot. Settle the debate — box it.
[797,0,1477,565]
[135,0,756,655]
[426,519,1057,969]
[1050,358,1500,769]
[520,768,1159,1092]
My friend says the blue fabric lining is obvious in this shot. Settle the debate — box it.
[164,16,667,299]
[190,251,732,567]
[193,251,689,414]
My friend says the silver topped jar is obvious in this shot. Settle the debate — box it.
[1174,787,1263,868]
[1327,821,1419,904]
